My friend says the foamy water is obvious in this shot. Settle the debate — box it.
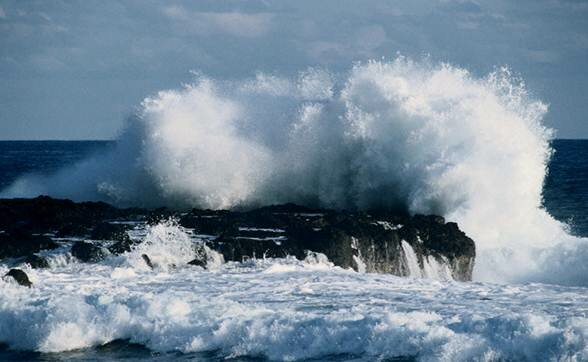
[0,222,587,361]
[2,57,587,285]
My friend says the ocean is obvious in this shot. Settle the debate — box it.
[0,139,587,361]
[1,59,588,361]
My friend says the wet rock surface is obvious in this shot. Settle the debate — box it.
[0,229,58,259]
[181,204,476,281]
[71,241,107,262]
[0,196,476,281]
[4,268,32,287]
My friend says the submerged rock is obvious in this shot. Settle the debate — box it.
[4,268,32,287]
[71,241,107,262]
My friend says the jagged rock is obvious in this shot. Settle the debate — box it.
[23,254,50,269]
[141,254,154,269]
[182,205,476,281]
[0,197,476,281]
[4,268,32,287]
[71,241,107,262]
[0,228,58,259]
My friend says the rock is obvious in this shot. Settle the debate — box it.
[0,228,58,259]
[182,205,476,281]
[0,195,146,239]
[90,222,131,242]
[0,196,123,235]
[55,223,91,238]
[71,241,107,262]
[23,254,50,269]
[141,254,154,269]
[187,244,210,268]
[146,208,175,225]
[187,258,207,268]
[108,239,139,255]
[0,197,476,281]
[4,269,32,287]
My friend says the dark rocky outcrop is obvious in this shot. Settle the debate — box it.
[0,195,142,236]
[0,229,58,259]
[180,205,476,281]
[4,268,32,287]
[0,196,476,281]
[108,239,139,255]
[71,241,107,262]
[90,222,131,242]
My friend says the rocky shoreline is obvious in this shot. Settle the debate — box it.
[0,196,475,285]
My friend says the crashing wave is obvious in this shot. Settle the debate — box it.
[2,57,586,285]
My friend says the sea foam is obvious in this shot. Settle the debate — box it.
[1,252,587,360]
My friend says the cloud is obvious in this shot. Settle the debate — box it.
[523,49,560,64]
[163,5,272,38]
[1,0,588,139]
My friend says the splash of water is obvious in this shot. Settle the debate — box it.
[2,57,586,285]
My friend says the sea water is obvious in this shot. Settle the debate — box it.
[1,58,588,360]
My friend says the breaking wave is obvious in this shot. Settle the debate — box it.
[2,57,587,285]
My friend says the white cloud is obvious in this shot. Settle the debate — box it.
[0,6,6,19]
[163,6,272,38]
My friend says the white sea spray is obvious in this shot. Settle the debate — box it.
[2,57,586,285]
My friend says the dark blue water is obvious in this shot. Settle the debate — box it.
[0,140,586,236]
[543,139,588,236]
[0,141,113,191]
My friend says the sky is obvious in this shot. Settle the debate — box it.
[0,0,587,140]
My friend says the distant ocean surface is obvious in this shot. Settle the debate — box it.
[0,141,113,192]
[1,139,587,236]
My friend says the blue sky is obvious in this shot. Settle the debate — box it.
[1,0,587,139]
